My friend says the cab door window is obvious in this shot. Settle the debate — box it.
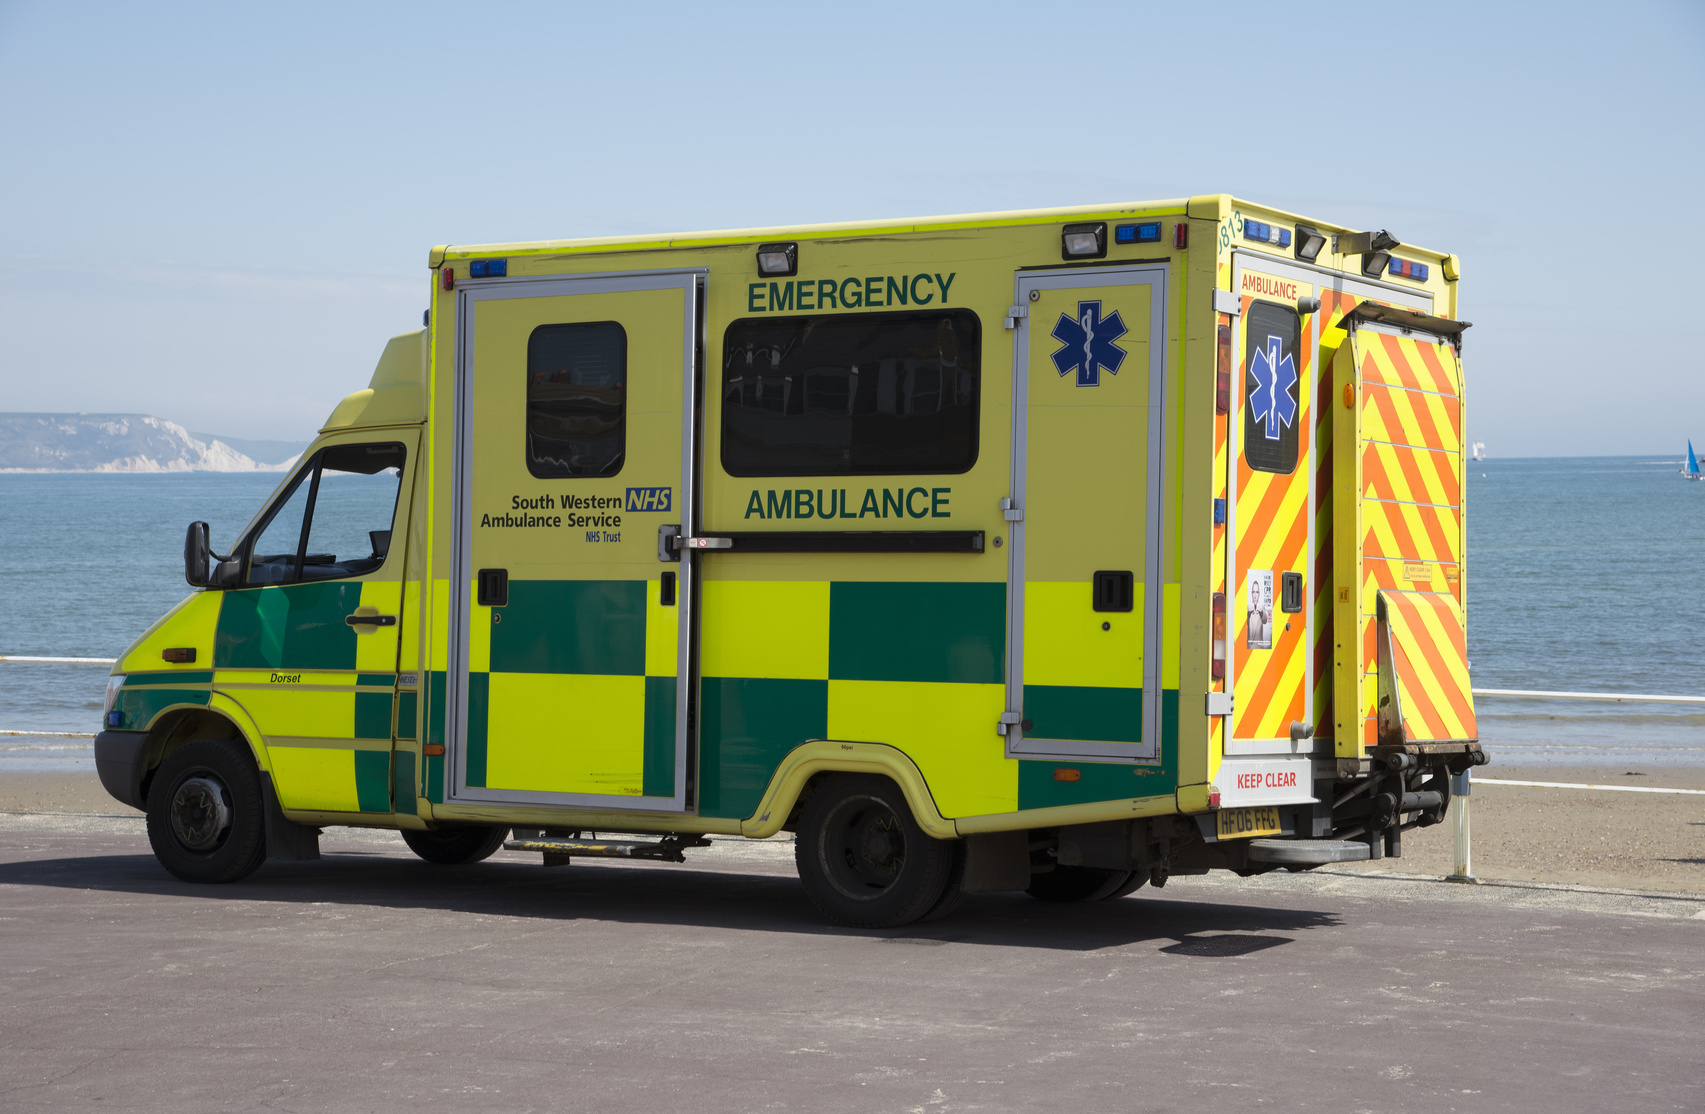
[245,443,406,585]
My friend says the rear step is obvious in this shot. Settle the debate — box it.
[1246,838,1372,865]
[504,833,712,867]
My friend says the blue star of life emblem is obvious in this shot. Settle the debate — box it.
[1049,300,1128,386]
[1248,334,1298,440]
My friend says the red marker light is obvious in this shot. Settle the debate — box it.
[441,268,455,291]
[1216,323,1232,413]
[1211,592,1226,680]
[1174,223,1188,249]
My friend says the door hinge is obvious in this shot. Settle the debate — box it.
[996,711,1025,737]
[1004,305,1028,330]
[1213,288,1241,316]
[1000,497,1024,522]
[1205,692,1233,717]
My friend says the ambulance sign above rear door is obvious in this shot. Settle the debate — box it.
[448,271,700,813]
[1005,265,1167,762]
[1227,260,1314,754]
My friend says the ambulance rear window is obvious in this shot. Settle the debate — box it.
[1242,302,1301,475]
[526,321,626,478]
[720,310,980,477]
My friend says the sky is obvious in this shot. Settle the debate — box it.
[1,0,1701,455]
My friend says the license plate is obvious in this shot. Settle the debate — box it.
[1216,805,1282,840]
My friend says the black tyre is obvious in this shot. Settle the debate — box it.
[1026,865,1133,902]
[1100,870,1149,900]
[918,838,968,922]
[145,739,268,884]
[795,775,955,928]
[400,825,509,865]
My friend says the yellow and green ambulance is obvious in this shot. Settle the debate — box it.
[95,195,1485,927]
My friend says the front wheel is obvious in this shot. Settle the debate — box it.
[145,739,268,884]
[795,775,956,928]
[400,825,509,865]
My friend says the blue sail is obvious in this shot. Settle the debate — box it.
[1691,440,1701,477]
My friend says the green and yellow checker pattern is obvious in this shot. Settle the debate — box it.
[212,579,401,813]
[462,578,677,800]
[696,579,1181,821]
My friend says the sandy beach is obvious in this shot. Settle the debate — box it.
[4,759,1698,894]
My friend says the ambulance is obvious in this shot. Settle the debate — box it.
[94,195,1486,927]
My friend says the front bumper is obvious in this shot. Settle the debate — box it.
[94,730,150,809]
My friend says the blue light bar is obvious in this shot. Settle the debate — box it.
[1242,221,1292,249]
[469,258,508,278]
[1115,221,1163,245]
[1387,258,1430,281]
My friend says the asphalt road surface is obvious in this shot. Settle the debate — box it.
[2,815,1701,1113]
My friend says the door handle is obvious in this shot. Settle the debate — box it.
[345,614,397,627]
[673,536,733,550]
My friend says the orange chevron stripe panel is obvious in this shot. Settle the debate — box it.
[1353,331,1470,747]
[1362,382,1462,454]
[1380,589,1477,741]
[1232,289,1311,742]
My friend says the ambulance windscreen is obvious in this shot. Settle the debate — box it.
[526,321,627,478]
[720,310,980,476]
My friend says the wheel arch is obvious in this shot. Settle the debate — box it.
[741,741,956,841]
[136,696,270,808]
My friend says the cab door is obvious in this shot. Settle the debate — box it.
[1004,265,1167,762]
[447,271,700,811]
[215,431,418,814]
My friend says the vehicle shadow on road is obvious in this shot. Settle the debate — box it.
[0,845,1343,952]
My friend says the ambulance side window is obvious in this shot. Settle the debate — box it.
[526,322,626,478]
[244,443,406,585]
[720,309,980,476]
[1242,302,1301,474]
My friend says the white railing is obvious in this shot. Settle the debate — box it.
[0,656,119,665]
[1474,687,1705,705]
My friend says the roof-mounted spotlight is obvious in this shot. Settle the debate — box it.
[1294,224,1327,263]
[756,242,798,277]
[1061,222,1107,260]
[1335,229,1400,279]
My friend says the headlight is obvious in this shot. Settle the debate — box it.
[103,675,126,715]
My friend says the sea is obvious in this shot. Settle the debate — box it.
[2,457,1702,773]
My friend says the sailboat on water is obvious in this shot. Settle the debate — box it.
[1683,440,1703,481]
[1470,440,1486,461]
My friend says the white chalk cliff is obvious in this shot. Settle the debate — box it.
[0,414,298,473]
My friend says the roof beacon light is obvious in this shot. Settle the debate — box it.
[1114,221,1163,246]
[1061,222,1107,260]
[1294,224,1326,263]
[1242,220,1292,249]
[468,258,508,278]
[1388,258,1430,282]
[755,242,798,277]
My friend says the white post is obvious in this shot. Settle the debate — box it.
[1444,768,1477,883]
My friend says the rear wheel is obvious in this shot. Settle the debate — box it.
[400,825,510,865]
[1100,870,1149,900]
[795,775,955,928]
[1026,865,1133,902]
[145,739,268,884]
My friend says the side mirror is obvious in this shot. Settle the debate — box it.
[184,522,212,588]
